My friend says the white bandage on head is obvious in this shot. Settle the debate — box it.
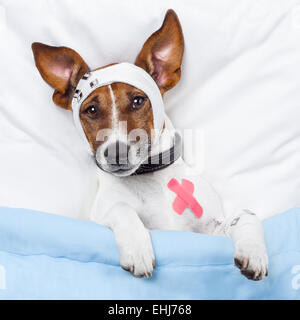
[72,63,165,153]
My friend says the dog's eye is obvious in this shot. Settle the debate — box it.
[130,96,147,111]
[84,105,100,119]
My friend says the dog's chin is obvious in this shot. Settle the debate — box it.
[95,161,142,177]
[110,166,140,177]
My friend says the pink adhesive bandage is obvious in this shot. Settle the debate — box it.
[167,179,203,218]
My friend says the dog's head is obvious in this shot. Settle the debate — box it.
[32,9,184,177]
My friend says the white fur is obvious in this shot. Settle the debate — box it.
[91,113,269,280]
[108,85,118,131]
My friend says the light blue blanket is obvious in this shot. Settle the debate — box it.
[0,206,299,300]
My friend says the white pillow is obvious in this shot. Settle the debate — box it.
[0,0,299,220]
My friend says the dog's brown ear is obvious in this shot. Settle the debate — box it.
[32,43,90,110]
[135,9,184,94]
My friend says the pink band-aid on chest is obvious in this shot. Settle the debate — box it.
[167,178,203,218]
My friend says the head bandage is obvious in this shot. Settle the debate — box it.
[72,63,165,153]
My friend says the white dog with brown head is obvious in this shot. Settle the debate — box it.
[32,9,268,280]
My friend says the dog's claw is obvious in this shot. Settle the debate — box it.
[234,258,242,269]
[235,256,268,281]
[119,230,156,278]
[234,241,268,281]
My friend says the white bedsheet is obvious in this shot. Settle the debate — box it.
[0,0,300,220]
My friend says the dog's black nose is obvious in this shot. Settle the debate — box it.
[104,141,130,165]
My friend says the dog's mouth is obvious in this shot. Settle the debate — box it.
[95,160,142,177]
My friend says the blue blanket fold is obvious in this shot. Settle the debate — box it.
[0,206,299,300]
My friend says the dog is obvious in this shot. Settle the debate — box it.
[32,9,268,281]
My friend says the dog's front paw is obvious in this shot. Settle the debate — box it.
[234,240,268,281]
[118,230,155,278]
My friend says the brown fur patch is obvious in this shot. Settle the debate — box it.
[32,43,90,110]
[135,9,184,94]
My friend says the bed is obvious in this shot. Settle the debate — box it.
[0,206,299,299]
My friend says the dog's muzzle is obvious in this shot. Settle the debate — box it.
[95,140,141,176]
